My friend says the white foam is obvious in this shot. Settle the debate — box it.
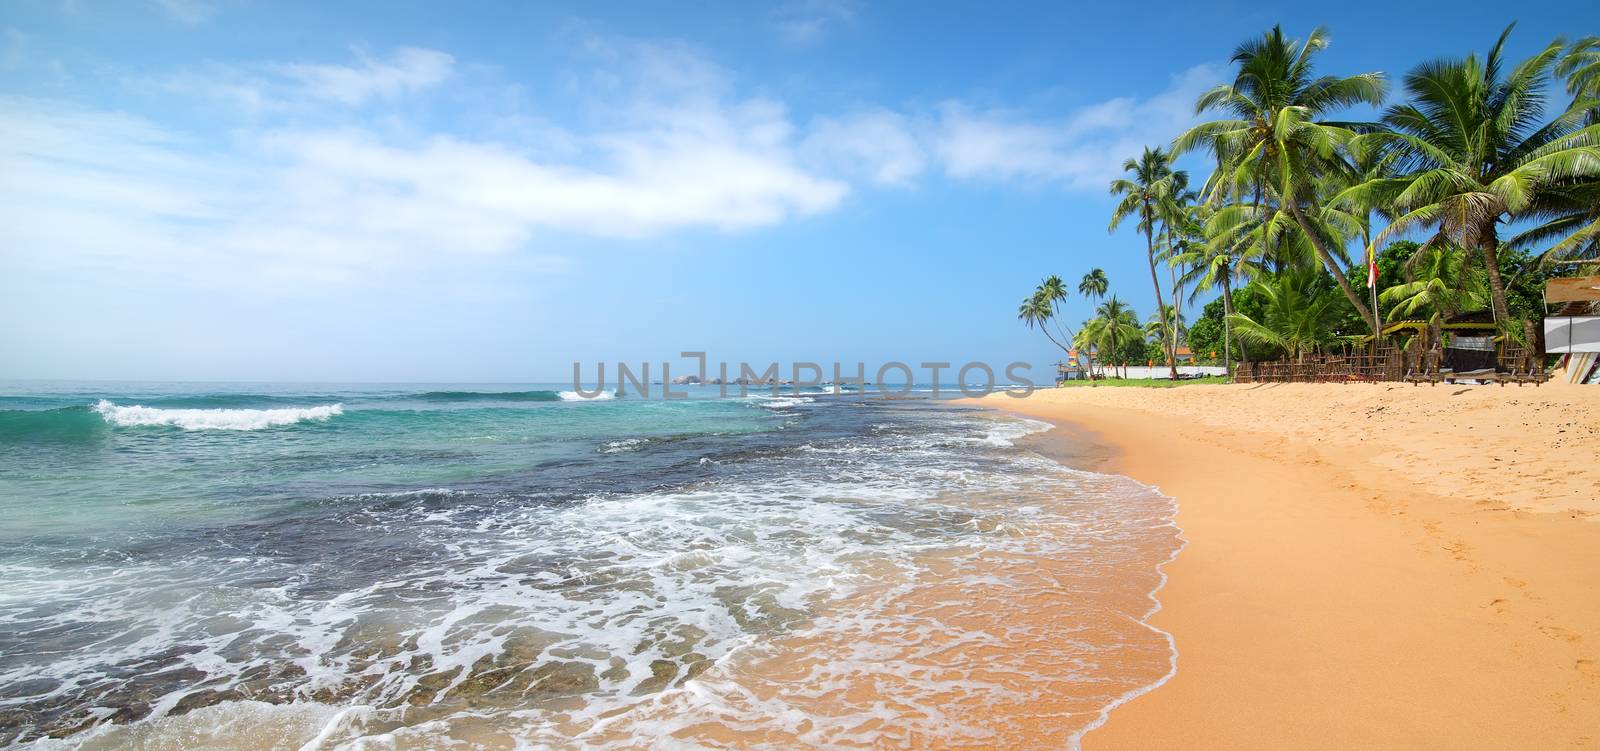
[91,400,343,431]
[560,390,616,401]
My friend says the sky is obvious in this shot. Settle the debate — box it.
[1,0,1595,382]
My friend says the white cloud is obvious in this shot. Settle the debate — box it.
[274,47,455,105]
[2,40,1222,295]
[0,67,848,288]
[803,108,926,186]
[155,0,215,25]
[154,47,455,114]
[932,64,1223,189]
[774,0,858,45]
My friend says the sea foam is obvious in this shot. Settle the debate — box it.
[91,400,344,431]
[559,390,616,401]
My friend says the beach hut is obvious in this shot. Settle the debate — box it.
[1544,275,1600,384]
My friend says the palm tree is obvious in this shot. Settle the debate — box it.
[1078,268,1109,300]
[1558,35,1600,125]
[1379,242,1489,323]
[1018,293,1069,354]
[1173,25,1388,336]
[1145,304,1187,348]
[1156,176,1198,370]
[1173,203,1261,376]
[1077,268,1109,377]
[1226,269,1346,362]
[1077,297,1143,378]
[1110,146,1186,379]
[1036,275,1075,345]
[1338,25,1600,328]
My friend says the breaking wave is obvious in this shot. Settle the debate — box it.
[91,400,344,431]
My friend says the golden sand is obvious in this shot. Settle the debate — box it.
[969,382,1600,749]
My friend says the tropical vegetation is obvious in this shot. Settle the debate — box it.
[1021,23,1600,381]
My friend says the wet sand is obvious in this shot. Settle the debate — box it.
[968,382,1600,749]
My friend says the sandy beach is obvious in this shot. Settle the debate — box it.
[969,382,1600,749]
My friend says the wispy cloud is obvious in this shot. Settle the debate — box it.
[275,47,455,105]
[803,108,927,187]
[153,47,456,114]
[932,64,1223,189]
[773,0,858,45]
[154,0,216,25]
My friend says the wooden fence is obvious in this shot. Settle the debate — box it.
[1232,346,1407,383]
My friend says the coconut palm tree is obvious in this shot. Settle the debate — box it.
[1078,268,1109,300]
[1076,297,1143,378]
[1018,292,1069,354]
[1145,304,1187,348]
[1110,146,1186,379]
[1226,269,1346,362]
[1173,25,1388,336]
[1156,176,1198,370]
[1036,275,1075,345]
[1558,35,1600,125]
[1337,25,1600,328]
[1173,203,1264,375]
[1076,268,1110,377]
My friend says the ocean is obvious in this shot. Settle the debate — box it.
[0,382,1181,749]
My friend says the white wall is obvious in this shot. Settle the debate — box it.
[1094,365,1227,379]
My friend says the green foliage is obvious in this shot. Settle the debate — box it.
[1054,376,1231,389]
[1226,269,1349,360]
[1185,297,1227,361]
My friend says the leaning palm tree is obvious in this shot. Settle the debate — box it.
[1036,275,1075,345]
[1337,24,1600,328]
[1018,292,1069,354]
[1110,146,1186,379]
[1173,25,1388,336]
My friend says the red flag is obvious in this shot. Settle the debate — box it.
[1367,247,1378,288]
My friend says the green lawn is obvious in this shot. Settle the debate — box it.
[1054,376,1230,388]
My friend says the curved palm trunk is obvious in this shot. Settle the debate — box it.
[1169,260,1183,378]
[1220,267,1235,380]
[1141,198,1172,379]
[1288,203,1378,336]
[1480,230,1513,325]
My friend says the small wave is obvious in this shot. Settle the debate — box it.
[91,400,344,431]
[559,390,616,401]
[977,416,1053,447]
[410,390,561,403]
[600,438,650,454]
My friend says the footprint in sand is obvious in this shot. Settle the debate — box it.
[1539,625,1584,643]
[1578,660,1599,680]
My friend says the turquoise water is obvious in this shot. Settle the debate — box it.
[1,383,784,538]
[0,381,1180,749]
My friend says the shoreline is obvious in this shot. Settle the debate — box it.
[965,383,1600,749]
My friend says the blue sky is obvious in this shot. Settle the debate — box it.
[1,1,1593,382]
